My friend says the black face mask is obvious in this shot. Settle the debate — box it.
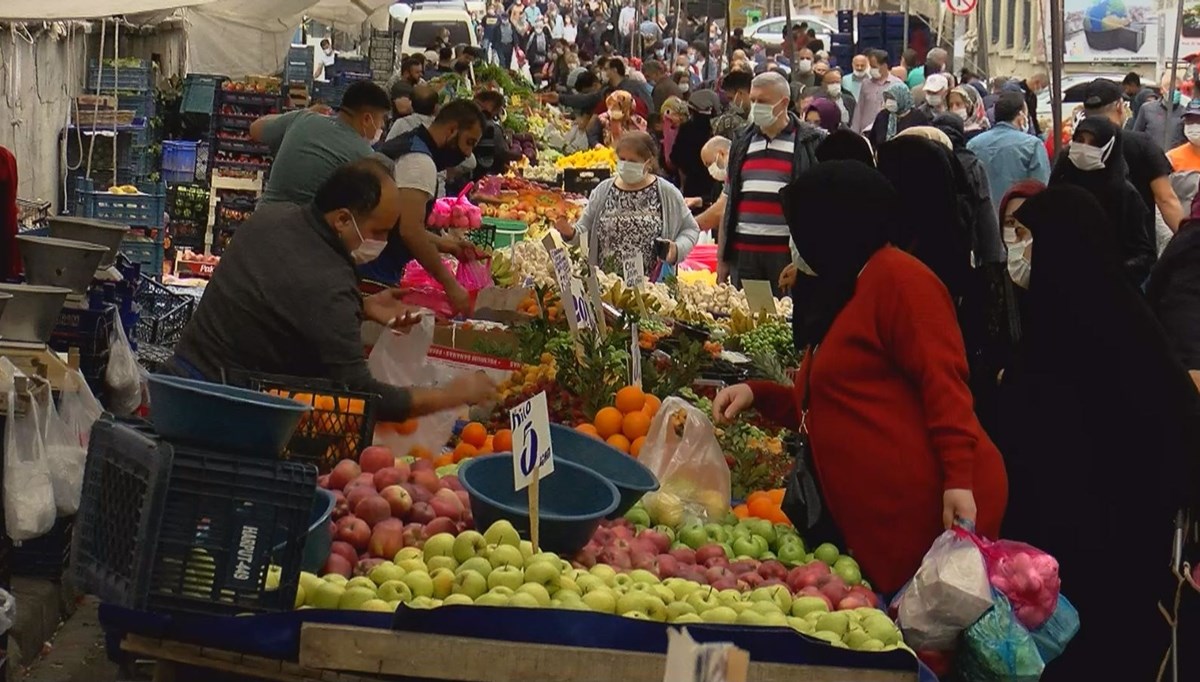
[433,132,469,170]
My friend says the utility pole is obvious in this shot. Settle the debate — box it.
[1049,0,1064,157]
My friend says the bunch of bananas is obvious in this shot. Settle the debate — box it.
[601,279,663,314]
[490,251,516,287]
[554,145,617,170]
[107,185,143,195]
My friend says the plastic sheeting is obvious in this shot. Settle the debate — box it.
[0,1,215,21]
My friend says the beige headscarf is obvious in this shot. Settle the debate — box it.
[895,126,953,150]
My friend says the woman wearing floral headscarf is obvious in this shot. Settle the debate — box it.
[868,81,929,150]
[589,90,647,147]
[947,85,989,142]
[659,96,689,178]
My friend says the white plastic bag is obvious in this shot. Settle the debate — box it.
[636,397,731,524]
[0,588,15,635]
[106,319,142,416]
[1,362,56,542]
[59,368,103,449]
[367,316,457,457]
[39,387,87,515]
[896,527,994,650]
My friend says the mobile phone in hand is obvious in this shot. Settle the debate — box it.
[654,238,671,261]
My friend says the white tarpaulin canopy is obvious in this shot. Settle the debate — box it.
[0,0,216,21]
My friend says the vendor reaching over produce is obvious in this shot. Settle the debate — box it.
[166,159,496,420]
[371,100,488,311]
[250,80,392,206]
[712,161,1007,596]
[555,131,698,278]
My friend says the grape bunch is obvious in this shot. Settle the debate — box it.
[735,320,795,362]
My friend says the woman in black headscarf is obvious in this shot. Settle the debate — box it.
[996,185,1199,681]
[814,128,874,166]
[1049,116,1155,286]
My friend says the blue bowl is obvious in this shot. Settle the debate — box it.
[147,374,311,456]
[273,489,335,574]
[547,424,659,518]
[457,454,619,555]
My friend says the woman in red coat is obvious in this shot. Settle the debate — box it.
[712,161,1008,594]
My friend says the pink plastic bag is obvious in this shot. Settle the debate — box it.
[973,537,1062,630]
[455,258,493,292]
[429,182,483,229]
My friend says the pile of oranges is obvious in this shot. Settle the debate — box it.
[733,488,791,526]
[377,421,514,469]
[575,385,661,458]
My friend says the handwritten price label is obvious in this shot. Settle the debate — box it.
[622,253,646,289]
[569,278,596,331]
[510,392,553,491]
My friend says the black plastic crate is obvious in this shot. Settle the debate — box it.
[147,450,315,617]
[13,516,74,580]
[50,304,116,381]
[216,89,283,110]
[134,275,195,348]
[239,373,378,473]
[465,221,497,249]
[71,419,173,609]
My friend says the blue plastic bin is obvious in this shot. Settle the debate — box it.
[545,424,659,518]
[88,59,153,92]
[146,374,312,456]
[76,178,166,228]
[457,454,619,555]
[161,141,198,185]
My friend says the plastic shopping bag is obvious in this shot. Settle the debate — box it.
[58,368,103,449]
[367,315,457,457]
[895,526,994,650]
[38,387,87,515]
[1,362,55,542]
[1028,594,1080,665]
[106,319,143,416]
[976,538,1062,630]
[637,397,731,524]
[957,591,1045,681]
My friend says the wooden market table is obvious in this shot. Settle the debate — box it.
[121,625,919,682]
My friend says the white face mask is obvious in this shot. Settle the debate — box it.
[868,67,883,80]
[707,161,726,181]
[1186,122,1200,145]
[883,99,898,113]
[616,159,647,184]
[678,83,689,93]
[952,107,969,120]
[1067,137,1114,172]
[797,59,813,73]
[826,83,841,97]
[609,109,625,121]
[1007,238,1032,289]
[749,101,779,129]
[853,67,868,79]
[926,93,944,107]
[349,215,387,264]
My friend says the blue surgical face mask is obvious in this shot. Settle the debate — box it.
[1174,90,1183,106]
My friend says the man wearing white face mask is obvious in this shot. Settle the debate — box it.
[791,48,817,87]
[1167,98,1200,172]
[849,49,900,134]
[714,72,824,290]
[822,68,856,125]
[918,74,950,118]
[842,54,870,100]
[168,159,498,420]
[251,81,391,206]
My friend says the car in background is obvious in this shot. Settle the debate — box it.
[398,1,479,56]
[742,14,837,53]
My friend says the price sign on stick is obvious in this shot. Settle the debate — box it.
[629,322,642,387]
[742,280,778,316]
[663,627,750,682]
[511,392,554,551]
[622,253,646,289]
[585,265,609,335]
[548,247,573,296]
[568,277,597,331]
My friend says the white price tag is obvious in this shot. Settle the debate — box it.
[622,252,646,288]
[568,277,596,331]
[630,322,642,387]
[549,247,573,296]
[742,280,778,316]
[663,628,749,682]
[510,392,553,491]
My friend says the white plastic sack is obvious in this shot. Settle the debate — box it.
[105,319,143,416]
[636,396,731,524]
[59,368,103,449]
[1,361,55,542]
[39,387,86,516]
[0,588,15,636]
[367,316,457,457]
[896,528,994,650]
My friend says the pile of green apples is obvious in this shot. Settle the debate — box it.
[292,519,907,654]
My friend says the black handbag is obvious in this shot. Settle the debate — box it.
[781,345,843,547]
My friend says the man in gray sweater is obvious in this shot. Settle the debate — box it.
[1132,73,1186,150]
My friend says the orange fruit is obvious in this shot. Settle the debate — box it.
[453,442,478,462]
[395,418,419,435]
[642,394,661,417]
[606,434,631,453]
[493,429,513,453]
[747,490,770,504]
[621,411,651,441]
[477,443,494,454]
[767,488,785,505]
[747,496,775,520]
[461,422,488,448]
[434,452,456,467]
[408,445,433,460]
[765,507,791,525]
[314,395,335,411]
[576,423,600,438]
[629,436,646,458]
[615,385,646,414]
[732,504,750,519]
[593,407,624,439]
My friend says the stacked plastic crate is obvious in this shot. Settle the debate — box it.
[74,177,168,277]
[62,60,158,212]
[210,81,282,181]
[854,12,931,63]
[313,56,372,108]
[369,30,397,86]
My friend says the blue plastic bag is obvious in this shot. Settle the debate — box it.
[1029,594,1080,665]
[957,591,1045,682]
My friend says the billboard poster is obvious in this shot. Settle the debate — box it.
[1045,0,1200,65]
